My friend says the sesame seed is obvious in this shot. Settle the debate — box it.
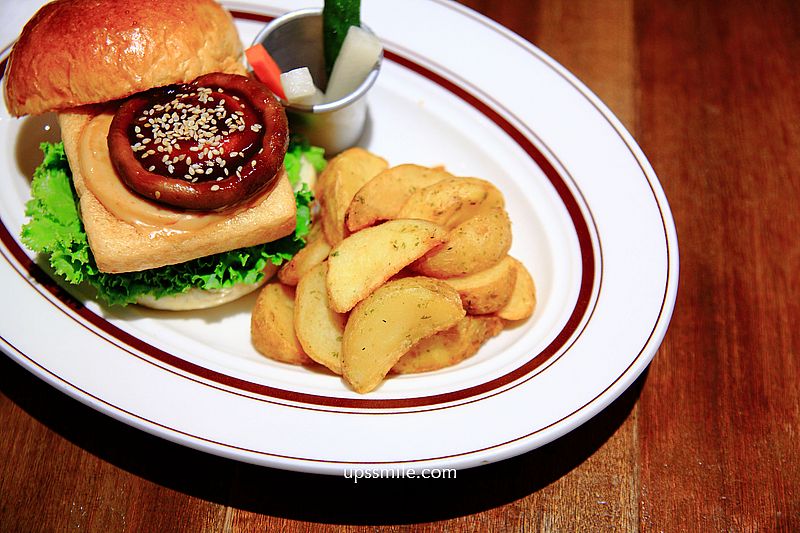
[148,166,155,171]
[211,184,220,191]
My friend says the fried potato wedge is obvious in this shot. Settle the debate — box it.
[278,232,332,286]
[251,282,313,365]
[327,219,447,313]
[304,219,325,242]
[496,258,537,321]
[294,262,347,374]
[413,207,512,278]
[397,177,505,230]
[345,164,453,232]
[317,147,389,245]
[342,277,465,393]
[444,255,518,314]
[392,316,503,374]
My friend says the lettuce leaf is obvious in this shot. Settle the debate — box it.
[21,141,320,306]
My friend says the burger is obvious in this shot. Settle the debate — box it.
[3,0,323,309]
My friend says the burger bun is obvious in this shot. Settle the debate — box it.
[4,0,244,116]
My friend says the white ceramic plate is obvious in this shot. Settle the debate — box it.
[0,0,678,475]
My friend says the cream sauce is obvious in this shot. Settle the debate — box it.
[78,112,226,234]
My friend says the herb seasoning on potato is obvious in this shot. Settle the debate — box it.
[252,147,537,393]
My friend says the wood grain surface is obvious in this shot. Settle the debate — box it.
[1,0,798,531]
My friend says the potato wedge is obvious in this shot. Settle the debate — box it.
[342,277,465,393]
[345,164,453,232]
[397,177,505,230]
[413,207,512,278]
[304,219,325,242]
[294,262,347,374]
[392,316,504,374]
[278,232,332,286]
[317,147,389,245]
[496,258,537,321]
[444,255,518,314]
[327,219,447,313]
[251,282,313,365]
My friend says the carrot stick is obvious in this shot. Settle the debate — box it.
[245,44,287,100]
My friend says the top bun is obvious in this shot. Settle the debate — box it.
[3,0,243,117]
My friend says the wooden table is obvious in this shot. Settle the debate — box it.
[2,0,798,530]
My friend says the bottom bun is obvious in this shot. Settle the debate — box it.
[135,264,278,311]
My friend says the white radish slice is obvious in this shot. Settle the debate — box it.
[324,25,382,102]
[280,67,323,105]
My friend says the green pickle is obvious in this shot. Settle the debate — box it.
[323,0,361,78]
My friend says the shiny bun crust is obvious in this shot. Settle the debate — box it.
[3,0,243,117]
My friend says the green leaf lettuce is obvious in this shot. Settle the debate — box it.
[21,141,321,306]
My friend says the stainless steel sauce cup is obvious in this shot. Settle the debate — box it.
[252,8,382,155]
